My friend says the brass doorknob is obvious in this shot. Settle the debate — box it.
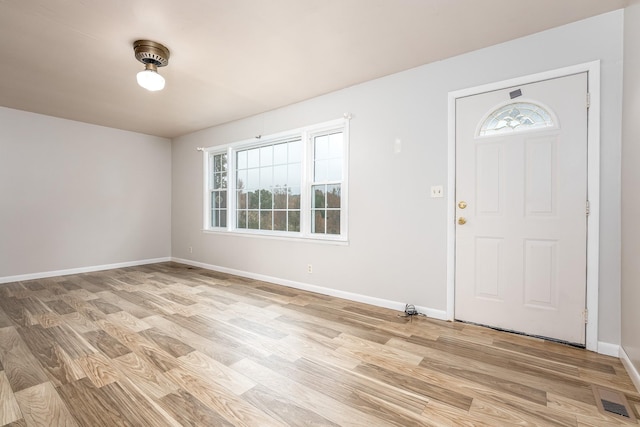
[458,217,467,225]
[458,201,467,209]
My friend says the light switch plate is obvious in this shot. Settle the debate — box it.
[430,185,444,198]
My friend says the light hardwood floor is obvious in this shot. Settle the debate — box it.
[0,262,638,426]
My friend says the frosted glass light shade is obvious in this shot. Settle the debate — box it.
[136,69,165,91]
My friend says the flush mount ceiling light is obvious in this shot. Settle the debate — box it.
[133,40,170,92]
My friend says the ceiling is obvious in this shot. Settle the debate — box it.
[0,0,629,138]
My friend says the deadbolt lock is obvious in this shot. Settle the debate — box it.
[458,201,467,209]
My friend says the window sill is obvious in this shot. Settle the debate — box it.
[201,228,349,246]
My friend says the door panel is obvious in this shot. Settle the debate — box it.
[475,237,502,299]
[525,137,556,215]
[455,73,588,345]
[476,144,503,215]
[523,239,557,308]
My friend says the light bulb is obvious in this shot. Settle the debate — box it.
[136,68,165,91]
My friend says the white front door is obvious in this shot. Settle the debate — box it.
[454,73,588,345]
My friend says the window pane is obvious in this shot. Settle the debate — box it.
[212,191,226,209]
[289,140,302,161]
[237,191,247,209]
[274,188,287,209]
[237,170,247,189]
[247,169,259,190]
[273,143,287,165]
[232,137,307,235]
[311,129,344,236]
[288,211,300,232]
[249,191,259,209]
[312,185,326,209]
[248,211,259,229]
[208,153,228,227]
[273,211,286,231]
[315,135,329,159]
[328,133,343,157]
[260,146,273,166]
[211,154,228,190]
[237,151,247,169]
[248,148,260,168]
[288,164,301,186]
[260,189,273,209]
[328,159,342,181]
[479,102,554,136]
[260,166,273,188]
[326,210,340,235]
[313,210,325,234]
[288,187,301,209]
[237,210,247,229]
[211,208,227,228]
[273,165,287,187]
[260,211,273,230]
[327,184,341,208]
[314,160,328,182]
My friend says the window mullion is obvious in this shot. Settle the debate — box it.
[341,120,349,239]
[227,146,235,231]
[300,130,311,238]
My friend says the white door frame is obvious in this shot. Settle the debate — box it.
[446,61,600,352]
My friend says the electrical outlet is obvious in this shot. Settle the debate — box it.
[307,264,313,274]
[189,246,193,254]
[430,185,444,198]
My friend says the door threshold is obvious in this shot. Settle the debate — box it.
[455,319,586,349]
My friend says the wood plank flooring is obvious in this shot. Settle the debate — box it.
[0,262,638,426]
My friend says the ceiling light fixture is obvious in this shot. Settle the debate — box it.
[133,40,170,92]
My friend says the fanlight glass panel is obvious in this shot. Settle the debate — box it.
[479,102,554,137]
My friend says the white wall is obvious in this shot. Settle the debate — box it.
[621,1,640,385]
[172,11,624,344]
[0,107,171,279]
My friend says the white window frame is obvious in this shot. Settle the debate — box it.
[202,118,349,242]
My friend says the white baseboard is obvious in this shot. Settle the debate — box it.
[0,257,172,284]
[172,257,448,321]
[2,256,626,362]
[620,346,640,393]
[597,341,620,357]
[2,255,629,371]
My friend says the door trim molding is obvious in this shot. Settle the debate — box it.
[446,61,601,352]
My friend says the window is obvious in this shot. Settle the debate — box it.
[478,101,555,137]
[209,152,227,228]
[204,119,348,241]
[311,132,343,235]
[235,138,302,232]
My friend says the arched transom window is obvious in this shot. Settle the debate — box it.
[478,102,555,137]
